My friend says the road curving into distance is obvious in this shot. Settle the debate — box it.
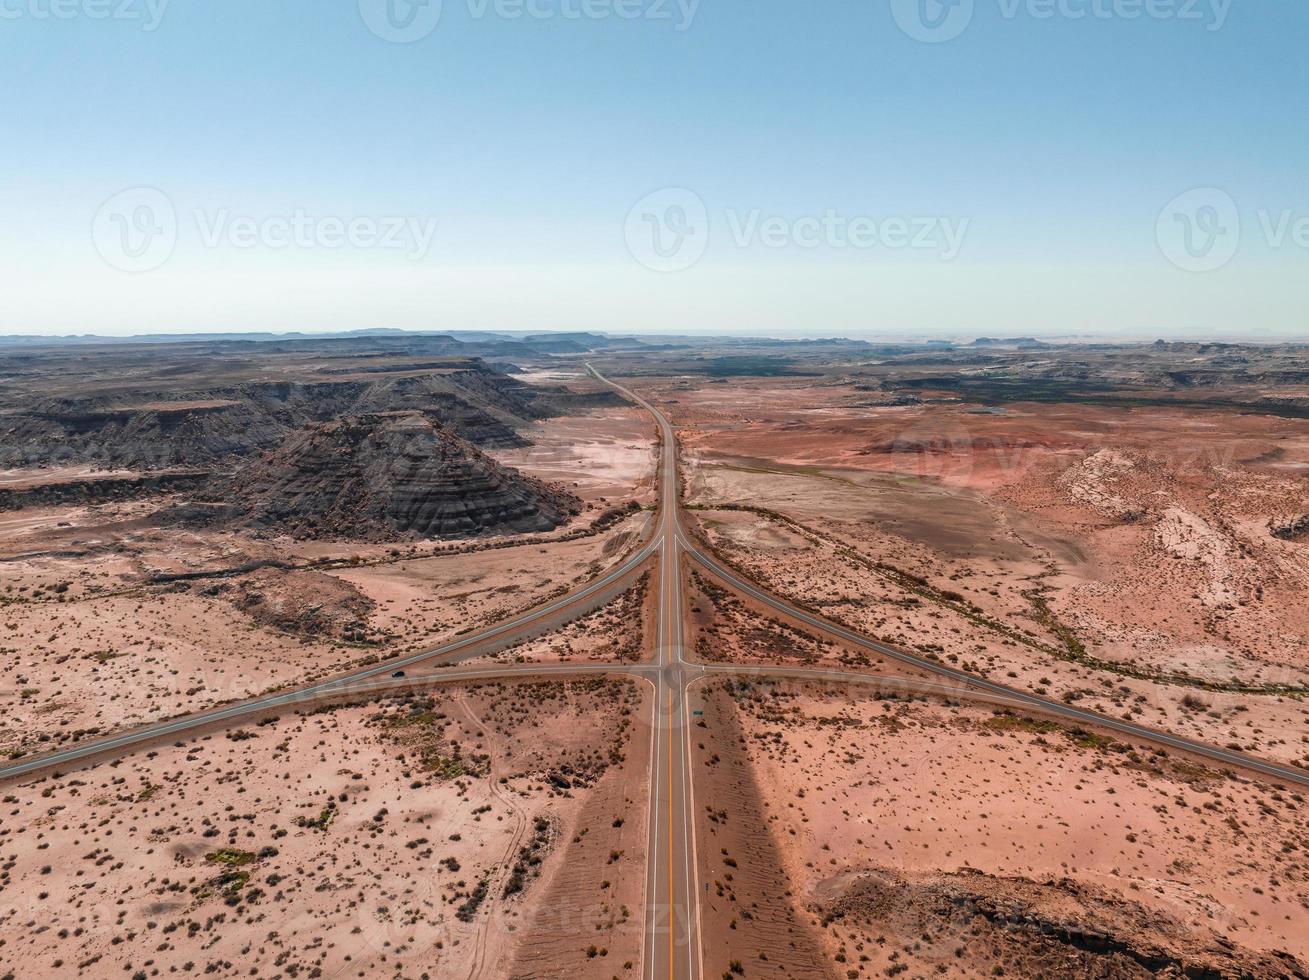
[2,362,1307,980]
[588,362,1309,792]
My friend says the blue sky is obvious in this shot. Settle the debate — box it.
[2,0,1306,338]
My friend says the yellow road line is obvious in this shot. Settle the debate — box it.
[667,686,675,979]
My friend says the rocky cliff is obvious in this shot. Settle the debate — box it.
[0,470,210,511]
[219,411,580,541]
[0,362,573,469]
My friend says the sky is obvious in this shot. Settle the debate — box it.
[1,0,1306,339]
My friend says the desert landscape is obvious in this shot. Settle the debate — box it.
[2,332,1308,979]
[0,678,649,978]
[0,336,657,760]
[11,0,1306,972]
[706,679,1307,978]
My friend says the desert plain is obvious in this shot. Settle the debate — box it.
[2,332,1307,979]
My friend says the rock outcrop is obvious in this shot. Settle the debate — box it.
[218,411,580,541]
[0,400,280,469]
[821,866,1307,979]
[0,470,210,511]
[1270,514,1309,542]
[0,362,583,469]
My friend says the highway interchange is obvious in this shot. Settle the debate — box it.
[3,365,1308,980]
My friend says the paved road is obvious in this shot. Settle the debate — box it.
[0,525,660,781]
[591,363,1309,790]
[679,539,1309,788]
[586,366,1309,980]
[599,372,704,980]
[4,364,1307,980]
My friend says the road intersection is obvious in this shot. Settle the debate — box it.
[3,366,1308,980]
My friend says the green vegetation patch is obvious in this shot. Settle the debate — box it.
[295,800,337,831]
[984,713,1060,736]
[456,877,490,922]
[386,709,436,728]
[205,848,258,867]
[1064,728,1114,751]
[421,752,467,780]
[84,649,126,664]
[504,816,552,898]
[986,712,1127,756]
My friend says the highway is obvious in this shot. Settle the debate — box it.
[594,364,1309,789]
[681,544,1309,788]
[0,525,660,781]
[3,364,1308,980]
[599,373,705,980]
[590,366,1309,980]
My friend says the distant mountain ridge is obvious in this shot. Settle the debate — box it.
[0,359,623,470]
[0,329,625,351]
